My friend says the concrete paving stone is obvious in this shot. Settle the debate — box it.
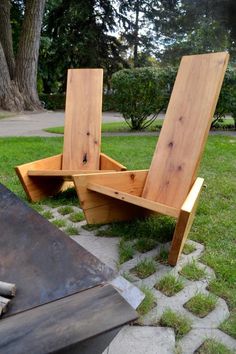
[179,328,236,354]
[103,326,176,354]
[71,234,120,270]
[38,203,236,353]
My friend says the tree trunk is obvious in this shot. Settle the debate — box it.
[15,0,46,110]
[0,43,24,111]
[0,0,15,79]
[133,0,140,67]
[0,0,46,111]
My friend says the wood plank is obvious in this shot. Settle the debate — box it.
[73,170,150,224]
[87,183,179,218]
[15,154,65,202]
[100,153,127,171]
[143,52,229,209]
[27,169,115,181]
[0,285,137,354]
[168,177,204,265]
[63,69,103,170]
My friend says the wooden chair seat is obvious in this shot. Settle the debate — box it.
[73,52,229,266]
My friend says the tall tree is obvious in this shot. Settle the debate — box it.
[0,0,46,111]
[39,0,127,93]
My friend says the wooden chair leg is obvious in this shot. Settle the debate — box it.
[168,177,204,265]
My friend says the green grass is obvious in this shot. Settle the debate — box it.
[195,339,234,354]
[44,117,235,135]
[44,119,164,135]
[155,248,169,264]
[0,135,235,337]
[96,215,175,242]
[0,111,16,120]
[155,274,184,296]
[68,211,85,223]
[159,308,192,339]
[52,219,67,228]
[183,242,196,255]
[134,238,157,253]
[137,286,156,316]
[64,225,79,235]
[41,210,54,220]
[184,293,217,318]
[131,258,156,279]
[57,206,74,215]
[119,239,134,264]
[180,261,206,281]
[220,311,236,339]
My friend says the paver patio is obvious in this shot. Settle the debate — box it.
[39,203,236,354]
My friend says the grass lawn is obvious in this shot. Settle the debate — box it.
[44,119,164,134]
[44,117,235,135]
[0,135,235,337]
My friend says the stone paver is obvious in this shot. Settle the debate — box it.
[102,326,176,354]
[37,203,236,353]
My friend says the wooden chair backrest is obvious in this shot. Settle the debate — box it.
[62,69,103,170]
[142,52,229,209]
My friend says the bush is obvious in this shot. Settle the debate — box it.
[112,67,176,130]
[40,92,116,112]
[39,93,65,110]
[215,65,236,130]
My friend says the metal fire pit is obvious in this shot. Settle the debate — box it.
[0,183,137,353]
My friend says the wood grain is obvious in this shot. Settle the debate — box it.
[0,285,137,354]
[73,171,149,223]
[142,52,229,209]
[100,153,127,171]
[87,183,179,218]
[15,154,64,202]
[63,69,103,170]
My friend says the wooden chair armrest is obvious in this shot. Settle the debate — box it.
[100,153,127,171]
[181,177,204,213]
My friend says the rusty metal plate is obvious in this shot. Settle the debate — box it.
[0,183,114,316]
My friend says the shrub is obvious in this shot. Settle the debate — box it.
[112,66,176,130]
[214,65,236,130]
[39,93,66,110]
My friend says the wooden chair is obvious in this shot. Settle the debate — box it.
[15,69,126,202]
[73,52,229,266]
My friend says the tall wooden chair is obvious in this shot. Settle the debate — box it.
[15,69,126,202]
[73,52,229,266]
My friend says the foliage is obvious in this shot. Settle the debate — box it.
[39,0,127,93]
[215,65,236,130]
[112,66,176,130]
